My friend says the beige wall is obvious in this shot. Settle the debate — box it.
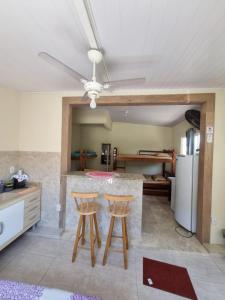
[112,122,172,154]
[76,122,173,173]
[112,122,173,174]
[71,124,81,151]
[2,88,224,244]
[0,87,20,151]
[210,91,225,244]
[73,109,112,129]
[19,92,63,152]
[79,124,111,171]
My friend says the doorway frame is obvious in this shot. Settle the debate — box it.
[60,93,215,244]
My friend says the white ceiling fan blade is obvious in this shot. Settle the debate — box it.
[38,52,88,82]
[72,0,110,82]
[104,77,146,88]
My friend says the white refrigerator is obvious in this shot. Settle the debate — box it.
[175,155,199,233]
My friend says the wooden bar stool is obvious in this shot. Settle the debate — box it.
[102,193,133,269]
[71,192,101,267]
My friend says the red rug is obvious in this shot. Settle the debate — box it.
[143,257,198,300]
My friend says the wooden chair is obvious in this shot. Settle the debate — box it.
[71,192,101,267]
[102,193,133,269]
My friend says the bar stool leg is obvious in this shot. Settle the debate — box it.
[122,217,128,269]
[81,215,86,245]
[108,216,115,248]
[90,215,95,267]
[124,217,129,250]
[103,216,115,266]
[93,213,101,248]
[72,215,83,262]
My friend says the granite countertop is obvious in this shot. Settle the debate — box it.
[0,182,41,209]
[64,171,145,181]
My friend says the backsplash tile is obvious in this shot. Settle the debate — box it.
[0,151,19,180]
[18,152,61,229]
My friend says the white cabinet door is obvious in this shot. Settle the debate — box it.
[0,201,24,246]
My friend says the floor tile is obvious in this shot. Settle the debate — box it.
[142,195,206,253]
[0,252,53,284]
[192,279,225,300]
[39,256,91,292]
[86,264,138,300]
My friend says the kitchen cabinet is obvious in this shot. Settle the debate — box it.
[0,185,41,251]
[0,201,24,246]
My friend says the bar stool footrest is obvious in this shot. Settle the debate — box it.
[112,234,123,239]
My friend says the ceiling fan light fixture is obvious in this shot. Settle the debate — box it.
[90,96,96,109]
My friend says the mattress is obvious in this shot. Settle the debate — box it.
[144,174,170,185]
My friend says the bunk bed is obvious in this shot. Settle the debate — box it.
[113,149,176,199]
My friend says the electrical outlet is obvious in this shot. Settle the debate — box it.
[56,204,61,212]
[211,216,217,225]
[9,166,15,175]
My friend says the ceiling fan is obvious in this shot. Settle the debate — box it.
[39,49,145,109]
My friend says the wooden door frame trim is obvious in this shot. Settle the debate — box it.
[60,93,215,244]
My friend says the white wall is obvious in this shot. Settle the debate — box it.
[0,86,20,151]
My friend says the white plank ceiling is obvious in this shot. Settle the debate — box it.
[0,0,225,91]
[78,105,199,126]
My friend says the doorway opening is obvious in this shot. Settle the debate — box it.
[60,93,215,246]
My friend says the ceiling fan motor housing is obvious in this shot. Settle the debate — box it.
[84,80,103,98]
[88,49,103,64]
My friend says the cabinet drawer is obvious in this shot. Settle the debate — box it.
[24,202,40,217]
[23,191,41,229]
[24,210,40,228]
[24,193,40,208]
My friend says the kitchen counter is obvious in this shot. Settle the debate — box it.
[64,171,145,180]
[65,172,144,240]
[0,182,41,210]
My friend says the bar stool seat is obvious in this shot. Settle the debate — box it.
[108,204,130,217]
[79,202,100,215]
[71,192,101,267]
[103,193,133,269]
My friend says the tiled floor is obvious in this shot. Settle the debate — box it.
[0,234,225,299]
[141,195,205,252]
[1,196,225,299]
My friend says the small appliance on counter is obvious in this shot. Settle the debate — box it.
[0,169,29,193]
[11,169,29,189]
